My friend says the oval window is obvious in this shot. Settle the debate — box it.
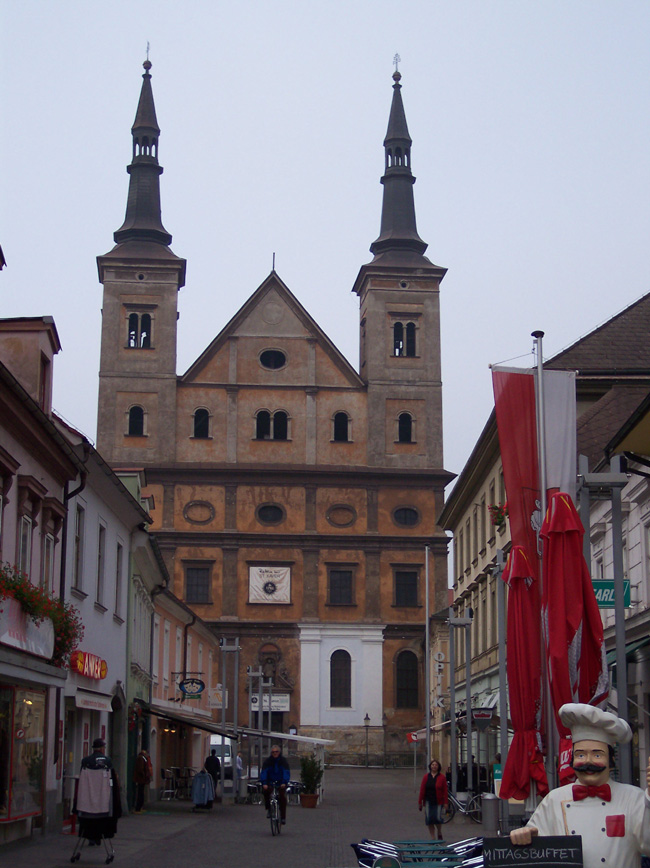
[257,504,285,525]
[260,349,286,370]
[183,500,216,525]
[393,507,420,527]
[326,505,357,528]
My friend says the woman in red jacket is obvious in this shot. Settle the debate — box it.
[418,759,448,840]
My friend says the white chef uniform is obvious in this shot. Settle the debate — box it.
[528,779,650,868]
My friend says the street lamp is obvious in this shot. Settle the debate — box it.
[364,713,370,767]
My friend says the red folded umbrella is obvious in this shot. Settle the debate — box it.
[499,546,549,800]
[541,492,609,783]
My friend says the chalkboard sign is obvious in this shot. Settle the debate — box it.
[484,836,583,868]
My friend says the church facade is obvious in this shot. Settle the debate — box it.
[96,61,452,760]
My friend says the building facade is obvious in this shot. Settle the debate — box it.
[96,63,452,761]
[0,318,83,842]
[440,293,650,784]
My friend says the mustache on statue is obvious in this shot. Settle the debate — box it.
[572,762,608,775]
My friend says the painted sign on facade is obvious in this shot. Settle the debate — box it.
[0,596,55,659]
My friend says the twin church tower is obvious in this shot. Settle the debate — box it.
[96,60,451,757]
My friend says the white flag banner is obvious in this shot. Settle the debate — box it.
[538,369,576,501]
[249,565,291,604]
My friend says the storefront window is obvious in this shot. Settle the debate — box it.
[0,686,45,821]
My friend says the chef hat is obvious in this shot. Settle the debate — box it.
[559,703,632,747]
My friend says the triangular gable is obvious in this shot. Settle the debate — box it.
[546,291,650,373]
[181,271,364,387]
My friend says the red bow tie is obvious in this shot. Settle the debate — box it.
[572,783,611,802]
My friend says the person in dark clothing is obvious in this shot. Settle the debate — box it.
[133,748,152,813]
[204,749,221,790]
[81,737,113,770]
[260,745,290,824]
[418,758,449,840]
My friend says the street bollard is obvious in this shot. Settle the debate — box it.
[481,792,500,836]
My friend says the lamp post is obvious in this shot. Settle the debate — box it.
[364,713,370,767]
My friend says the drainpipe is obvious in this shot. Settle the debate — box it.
[54,460,88,766]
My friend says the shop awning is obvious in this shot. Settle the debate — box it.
[75,689,113,712]
[150,706,232,737]
[606,636,650,667]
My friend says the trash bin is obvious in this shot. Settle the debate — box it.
[238,775,248,800]
[482,792,500,836]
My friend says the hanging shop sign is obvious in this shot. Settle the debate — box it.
[69,649,108,680]
[208,686,228,709]
[0,596,55,659]
[472,708,495,732]
[179,678,205,697]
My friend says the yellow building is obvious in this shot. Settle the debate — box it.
[96,62,452,761]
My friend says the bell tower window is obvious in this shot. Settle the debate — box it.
[398,412,414,443]
[125,306,156,348]
[392,320,417,357]
[127,405,146,437]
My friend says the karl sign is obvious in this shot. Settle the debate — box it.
[592,579,630,608]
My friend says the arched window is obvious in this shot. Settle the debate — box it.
[405,322,416,357]
[273,411,288,441]
[256,410,271,440]
[398,413,413,443]
[128,313,139,348]
[393,322,404,356]
[140,313,152,348]
[127,311,154,348]
[193,408,210,439]
[333,412,349,442]
[396,650,419,708]
[330,649,351,708]
[128,406,144,437]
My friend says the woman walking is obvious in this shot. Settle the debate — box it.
[418,759,448,840]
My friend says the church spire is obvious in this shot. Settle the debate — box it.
[369,68,428,262]
[113,60,173,247]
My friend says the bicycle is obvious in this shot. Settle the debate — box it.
[440,791,482,824]
[268,783,282,836]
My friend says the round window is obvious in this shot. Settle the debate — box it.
[260,349,286,370]
[393,507,420,527]
[257,504,285,525]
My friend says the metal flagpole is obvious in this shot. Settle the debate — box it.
[425,546,431,770]
[532,330,557,787]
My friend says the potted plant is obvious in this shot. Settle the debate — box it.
[299,752,323,808]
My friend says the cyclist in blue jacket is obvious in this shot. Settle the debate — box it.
[260,745,290,824]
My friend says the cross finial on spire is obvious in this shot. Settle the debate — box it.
[146,41,150,61]
[392,53,402,83]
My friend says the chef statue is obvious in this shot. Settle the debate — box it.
[510,703,650,867]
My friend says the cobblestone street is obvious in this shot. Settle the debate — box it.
[3,768,481,868]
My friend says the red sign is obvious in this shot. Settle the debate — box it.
[406,731,419,743]
[70,650,108,680]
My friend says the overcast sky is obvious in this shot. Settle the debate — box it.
[2,1,649,487]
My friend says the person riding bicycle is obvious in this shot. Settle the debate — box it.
[260,744,290,825]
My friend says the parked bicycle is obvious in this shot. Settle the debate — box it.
[268,783,282,835]
[441,791,482,824]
